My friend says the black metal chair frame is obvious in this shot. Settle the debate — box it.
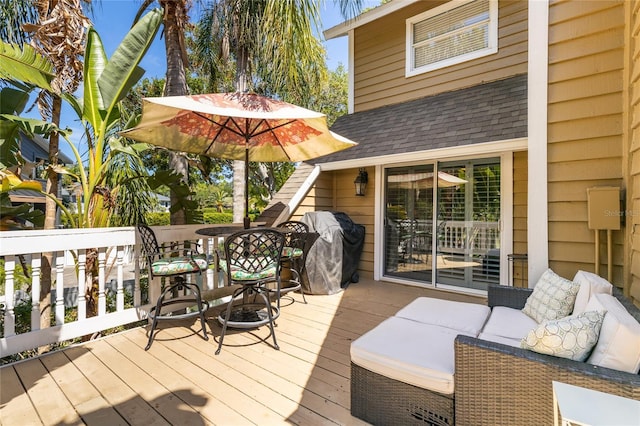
[216,228,285,355]
[137,224,209,351]
[275,220,310,305]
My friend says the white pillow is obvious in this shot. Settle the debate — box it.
[572,270,613,315]
[585,293,640,373]
[522,269,580,323]
[521,310,605,361]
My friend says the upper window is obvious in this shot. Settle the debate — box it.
[406,0,498,77]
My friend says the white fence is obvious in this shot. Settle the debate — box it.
[0,225,229,358]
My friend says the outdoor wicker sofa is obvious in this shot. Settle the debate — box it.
[350,274,640,426]
[454,284,640,425]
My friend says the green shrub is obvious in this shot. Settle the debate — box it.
[145,212,170,225]
[203,210,233,223]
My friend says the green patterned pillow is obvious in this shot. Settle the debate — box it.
[521,310,606,361]
[522,269,580,323]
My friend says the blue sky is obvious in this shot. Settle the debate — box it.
[89,0,355,78]
[50,0,371,158]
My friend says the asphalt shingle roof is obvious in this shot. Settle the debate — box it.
[315,74,527,164]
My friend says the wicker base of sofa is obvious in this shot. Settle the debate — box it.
[351,362,454,426]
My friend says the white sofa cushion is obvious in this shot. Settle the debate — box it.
[520,310,605,361]
[522,269,580,323]
[477,332,522,348]
[481,306,538,341]
[395,297,491,336]
[351,316,472,395]
[572,270,613,315]
[585,293,640,373]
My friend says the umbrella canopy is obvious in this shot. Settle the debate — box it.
[122,92,357,226]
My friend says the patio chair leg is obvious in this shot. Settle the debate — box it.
[258,289,279,350]
[291,269,307,304]
[215,299,234,355]
[188,283,209,341]
[145,287,167,351]
[215,286,245,355]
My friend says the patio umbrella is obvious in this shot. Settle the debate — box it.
[388,171,467,189]
[122,92,357,227]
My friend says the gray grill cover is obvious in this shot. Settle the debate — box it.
[301,211,365,295]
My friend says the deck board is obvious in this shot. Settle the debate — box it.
[0,279,484,425]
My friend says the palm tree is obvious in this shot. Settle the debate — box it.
[193,0,362,223]
[135,0,193,225]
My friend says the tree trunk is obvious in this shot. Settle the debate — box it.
[232,160,245,223]
[233,45,250,224]
[161,0,190,225]
[39,95,62,351]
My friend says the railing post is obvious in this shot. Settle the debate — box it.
[31,256,41,332]
[98,248,107,315]
[117,247,125,311]
[78,249,86,320]
[55,252,65,325]
[4,256,16,337]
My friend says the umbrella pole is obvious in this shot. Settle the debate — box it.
[244,147,250,229]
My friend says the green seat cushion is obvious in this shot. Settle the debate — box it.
[282,246,303,258]
[220,260,278,281]
[151,255,207,276]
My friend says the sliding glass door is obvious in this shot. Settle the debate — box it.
[384,165,435,282]
[383,158,501,291]
[435,159,501,291]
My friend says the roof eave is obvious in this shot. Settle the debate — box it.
[324,0,423,40]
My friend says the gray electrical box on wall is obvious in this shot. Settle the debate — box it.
[587,186,621,230]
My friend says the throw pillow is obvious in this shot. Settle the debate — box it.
[585,293,640,374]
[522,269,580,323]
[572,270,613,315]
[521,310,606,361]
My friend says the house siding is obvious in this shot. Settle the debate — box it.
[547,0,625,284]
[628,0,640,300]
[293,168,375,279]
[353,0,528,112]
[513,150,528,287]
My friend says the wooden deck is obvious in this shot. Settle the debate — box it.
[0,279,483,426]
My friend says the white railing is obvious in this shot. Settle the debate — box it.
[0,225,230,358]
[396,219,500,255]
[439,220,500,255]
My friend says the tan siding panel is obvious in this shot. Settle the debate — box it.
[548,180,621,202]
[549,31,624,64]
[549,2,623,42]
[548,115,622,143]
[549,49,623,81]
[548,158,622,182]
[353,1,528,112]
[550,0,622,23]
[548,93,623,123]
[548,71,623,103]
[548,136,622,162]
[513,151,528,258]
[630,0,640,298]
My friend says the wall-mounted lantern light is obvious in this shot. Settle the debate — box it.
[354,168,368,196]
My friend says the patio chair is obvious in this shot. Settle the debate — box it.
[216,228,285,355]
[137,224,210,351]
[275,220,310,305]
